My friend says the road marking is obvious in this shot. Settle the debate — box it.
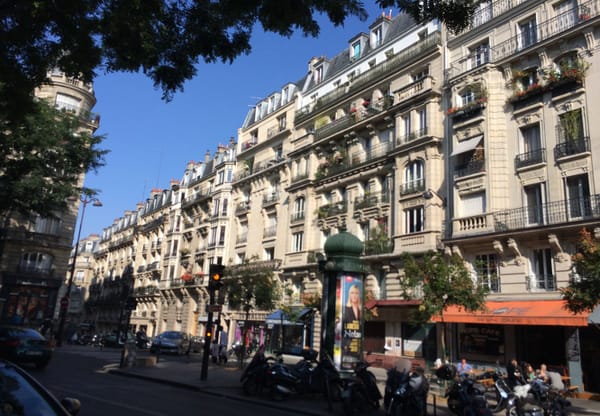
[51,386,167,416]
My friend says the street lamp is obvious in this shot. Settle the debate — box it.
[56,194,102,347]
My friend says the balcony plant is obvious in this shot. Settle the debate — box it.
[545,58,589,87]
[446,84,488,116]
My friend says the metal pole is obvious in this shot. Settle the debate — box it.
[56,198,87,347]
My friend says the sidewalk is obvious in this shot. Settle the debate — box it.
[107,352,600,416]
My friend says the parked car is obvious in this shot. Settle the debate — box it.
[150,331,190,355]
[0,326,53,369]
[190,336,204,353]
[101,332,134,348]
[0,360,81,415]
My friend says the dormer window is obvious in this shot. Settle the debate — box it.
[314,66,323,83]
[372,26,383,47]
[352,41,361,61]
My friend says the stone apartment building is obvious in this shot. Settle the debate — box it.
[83,1,600,392]
[0,70,100,327]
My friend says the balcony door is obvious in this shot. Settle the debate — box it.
[524,183,545,225]
[566,174,591,219]
[517,17,537,50]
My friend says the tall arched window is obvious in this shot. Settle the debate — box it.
[403,160,425,194]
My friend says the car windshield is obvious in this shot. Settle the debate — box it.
[0,363,61,415]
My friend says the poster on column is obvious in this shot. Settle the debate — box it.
[340,274,363,370]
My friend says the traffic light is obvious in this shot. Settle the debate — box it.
[208,264,225,291]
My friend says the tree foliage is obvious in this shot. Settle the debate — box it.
[1,0,367,119]
[0,99,108,221]
[2,1,484,121]
[400,251,488,323]
[379,0,486,34]
[225,257,281,313]
[561,228,600,314]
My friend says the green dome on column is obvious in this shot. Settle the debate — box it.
[324,231,364,273]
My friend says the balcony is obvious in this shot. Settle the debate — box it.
[315,106,384,140]
[396,127,428,145]
[354,193,390,210]
[350,141,393,166]
[527,274,557,292]
[235,201,250,215]
[515,148,546,169]
[236,233,247,245]
[181,190,210,209]
[290,211,305,223]
[317,201,348,219]
[262,192,279,207]
[454,159,485,179]
[554,137,590,159]
[400,180,425,196]
[491,4,598,62]
[364,237,393,256]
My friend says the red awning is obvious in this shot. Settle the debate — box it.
[433,300,588,327]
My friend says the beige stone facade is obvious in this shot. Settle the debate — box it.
[0,71,99,327]
[84,2,600,391]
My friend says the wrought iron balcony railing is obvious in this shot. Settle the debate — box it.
[354,193,390,210]
[515,148,546,169]
[554,137,590,159]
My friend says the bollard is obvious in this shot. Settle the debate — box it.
[432,392,437,416]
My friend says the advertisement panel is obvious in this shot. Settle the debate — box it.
[333,274,363,370]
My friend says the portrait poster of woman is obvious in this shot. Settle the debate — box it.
[340,275,363,369]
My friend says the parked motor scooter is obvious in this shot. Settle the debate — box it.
[436,364,493,416]
[384,360,429,416]
[240,345,276,396]
[340,360,382,415]
[267,349,343,404]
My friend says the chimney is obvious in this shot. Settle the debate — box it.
[205,150,211,163]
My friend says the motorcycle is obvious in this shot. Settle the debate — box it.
[267,349,343,404]
[436,364,492,416]
[384,364,429,416]
[508,380,571,416]
[341,361,382,415]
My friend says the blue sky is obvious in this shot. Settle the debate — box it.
[81,2,392,238]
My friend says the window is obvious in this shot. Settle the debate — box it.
[418,108,427,134]
[209,227,217,246]
[403,160,424,194]
[33,215,61,235]
[469,42,489,69]
[171,240,178,256]
[226,169,233,182]
[558,109,584,142]
[405,206,424,233]
[213,199,220,216]
[274,145,283,160]
[402,115,411,141]
[292,232,304,252]
[460,192,486,217]
[264,247,274,260]
[554,0,575,30]
[282,86,289,104]
[20,252,53,273]
[566,174,591,218]
[517,123,543,167]
[277,115,286,131]
[218,226,226,245]
[352,41,361,60]
[293,197,305,221]
[532,248,555,290]
[517,17,537,50]
[475,254,499,293]
[75,270,85,284]
[55,93,80,113]
[412,67,429,81]
[314,66,323,83]
[372,26,383,47]
[217,170,225,184]
[524,183,545,225]
[222,199,228,216]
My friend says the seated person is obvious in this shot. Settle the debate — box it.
[546,370,565,390]
[457,358,473,377]
[525,363,536,381]
[537,364,550,383]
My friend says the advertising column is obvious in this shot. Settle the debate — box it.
[334,274,363,370]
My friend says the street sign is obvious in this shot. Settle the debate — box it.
[206,304,222,313]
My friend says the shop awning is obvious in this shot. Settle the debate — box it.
[265,307,313,325]
[451,134,483,156]
[433,300,589,327]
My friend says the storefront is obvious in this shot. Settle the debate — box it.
[264,307,314,355]
[436,299,590,389]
